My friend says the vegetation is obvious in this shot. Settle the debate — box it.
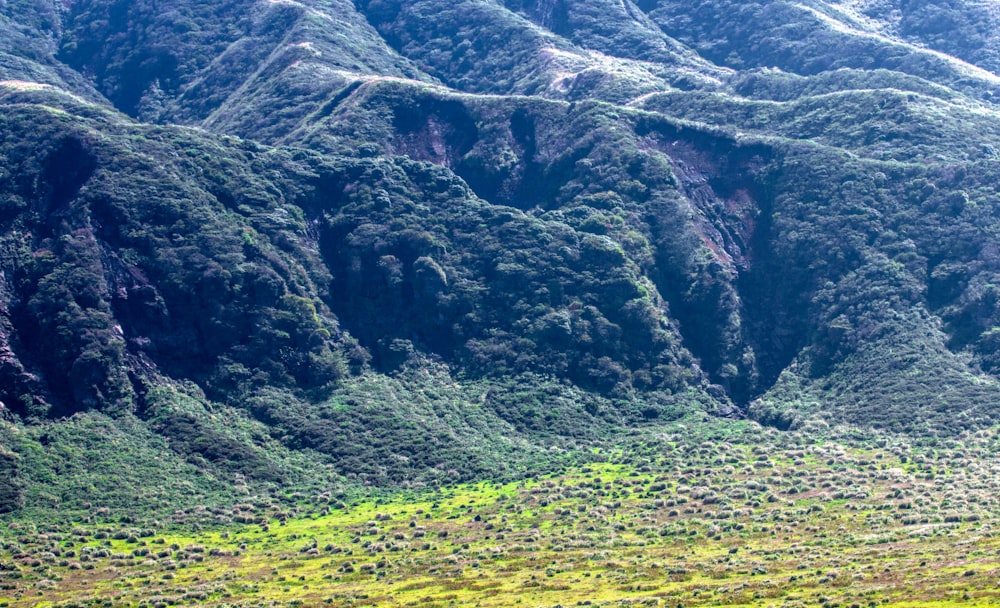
[6,419,1000,606]
[4,0,1000,603]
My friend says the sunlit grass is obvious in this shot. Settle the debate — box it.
[4,422,1000,607]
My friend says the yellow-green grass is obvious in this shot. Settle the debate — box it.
[4,425,1000,607]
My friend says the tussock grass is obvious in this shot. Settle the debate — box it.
[5,420,1000,607]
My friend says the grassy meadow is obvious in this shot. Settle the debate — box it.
[3,418,1000,607]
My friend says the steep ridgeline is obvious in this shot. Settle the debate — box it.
[3,0,1000,513]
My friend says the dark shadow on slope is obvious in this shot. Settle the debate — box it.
[315,81,365,122]
[734,183,808,404]
[457,106,587,210]
[37,137,97,238]
[636,118,804,407]
[390,96,479,169]
[458,107,544,208]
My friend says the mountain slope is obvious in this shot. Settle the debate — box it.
[3,0,1000,516]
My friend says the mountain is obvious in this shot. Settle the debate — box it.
[2,0,1000,519]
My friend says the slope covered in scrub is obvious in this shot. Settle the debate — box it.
[1,0,1000,523]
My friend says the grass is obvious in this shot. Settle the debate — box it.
[5,418,1000,607]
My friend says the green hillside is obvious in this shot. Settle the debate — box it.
[3,5,1000,604]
